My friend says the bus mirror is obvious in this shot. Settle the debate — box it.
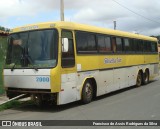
[62,38,69,52]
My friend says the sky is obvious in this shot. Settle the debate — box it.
[0,0,160,36]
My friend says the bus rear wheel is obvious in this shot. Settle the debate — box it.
[143,71,149,85]
[136,71,142,87]
[82,80,93,104]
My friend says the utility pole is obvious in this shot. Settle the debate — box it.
[113,20,116,30]
[60,0,64,21]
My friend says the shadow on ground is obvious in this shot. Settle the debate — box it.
[4,80,157,113]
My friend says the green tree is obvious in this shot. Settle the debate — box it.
[0,26,5,31]
[0,25,9,94]
[151,35,160,44]
[0,26,10,32]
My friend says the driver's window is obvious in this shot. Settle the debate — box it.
[61,30,75,68]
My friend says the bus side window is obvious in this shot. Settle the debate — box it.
[116,37,123,53]
[124,38,133,53]
[152,42,158,52]
[61,30,75,68]
[112,37,116,53]
[136,40,143,53]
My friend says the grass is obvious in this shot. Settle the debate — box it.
[0,100,21,111]
[0,99,34,112]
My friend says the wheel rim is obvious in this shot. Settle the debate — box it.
[137,73,142,86]
[34,95,43,106]
[144,72,149,83]
[85,83,92,100]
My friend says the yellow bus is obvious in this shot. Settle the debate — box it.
[3,21,159,106]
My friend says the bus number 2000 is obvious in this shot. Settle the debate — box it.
[36,77,50,82]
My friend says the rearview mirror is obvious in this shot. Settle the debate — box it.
[62,38,69,52]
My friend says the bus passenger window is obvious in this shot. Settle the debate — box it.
[116,37,123,52]
[98,35,112,53]
[76,31,97,53]
[151,42,158,52]
[136,40,143,53]
[105,37,112,52]
[98,35,105,51]
[124,38,133,52]
[144,41,151,53]
[87,34,96,51]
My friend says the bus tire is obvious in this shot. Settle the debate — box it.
[32,94,45,108]
[143,70,149,85]
[82,80,93,104]
[136,71,142,87]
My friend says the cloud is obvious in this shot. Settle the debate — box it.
[71,0,160,35]
[0,0,160,35]
[0,0,59,18]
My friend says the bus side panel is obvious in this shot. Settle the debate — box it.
[113,68,128,90]
[98,69,114,95]
[58,73,77,105]
[104,67,137,94]
[126,66,137,87]
[148,64,159,80]
[144,55,159,64]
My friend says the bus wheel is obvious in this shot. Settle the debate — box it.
[136,71,142,87]
[32,94,44,107]
[82,80,93,104]
[143,71,149,85]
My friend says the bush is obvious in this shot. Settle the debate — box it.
[0,36,8,94]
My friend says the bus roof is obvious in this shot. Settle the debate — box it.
[10,21,157,42]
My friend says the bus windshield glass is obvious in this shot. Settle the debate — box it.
[5,29,58,69]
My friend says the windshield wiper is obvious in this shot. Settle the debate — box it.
[25,54,38,71]
[11,59,19,71]
[11,63,16,71]
[10,54,38,71]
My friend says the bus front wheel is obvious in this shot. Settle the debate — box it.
[31,94,45,107]
[82,80,93,104]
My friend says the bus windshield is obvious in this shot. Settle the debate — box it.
[5,29,58,69]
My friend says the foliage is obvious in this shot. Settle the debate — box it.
[0,26,5,31]
[0,26,10,32]
[151,35,160,44]
[0,36,8,94]
[0,100,21,111]
[0,100,34,111]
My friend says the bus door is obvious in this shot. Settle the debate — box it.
[60,30,77,104]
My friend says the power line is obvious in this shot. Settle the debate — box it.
[112,0,160,24]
